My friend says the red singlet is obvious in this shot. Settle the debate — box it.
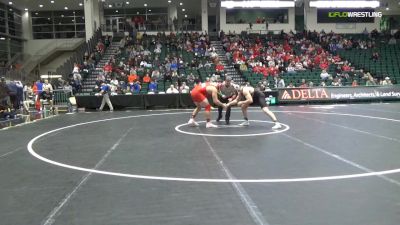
[191,85,207,103]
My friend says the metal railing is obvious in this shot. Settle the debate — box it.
[101,22,202,33]
[56,28,103,80]
[53,89,74,107]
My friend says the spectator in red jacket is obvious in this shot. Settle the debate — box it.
[216,63,224,74]
[103,62,113,76]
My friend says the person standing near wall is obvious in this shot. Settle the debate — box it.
[98,81,114,112]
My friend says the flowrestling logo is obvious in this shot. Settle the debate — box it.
[328,11,382,18]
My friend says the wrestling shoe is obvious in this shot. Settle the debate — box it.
[272,122,282,130]
[239,120,250,126]
[206,122,218,128]
[188,118,199,127]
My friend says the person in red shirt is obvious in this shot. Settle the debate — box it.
[283,53,292,63]
[215,63,224,74]
[319,60,329,70]
[342,63,351,72]
[268,66,279,76]
[103,62,113,76]
[142,74,151,83]
[97,41,105,53]
[128,73,138,83]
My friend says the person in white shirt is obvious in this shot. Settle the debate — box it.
[154,47,161,54]
[320,70,330,80]
[42,80,53,93]
[166,84,179,94]
[179,82,190,93]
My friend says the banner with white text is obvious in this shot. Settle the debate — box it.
[278,86,400,103]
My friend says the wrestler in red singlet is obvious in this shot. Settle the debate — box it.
[188,80,226,128]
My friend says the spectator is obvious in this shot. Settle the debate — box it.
[103,62,113,76]
[299,79,307,88]
[179,82,190,94]
[143,74,151,83]
[276,76,285,88]
[331,77,342,86]
[72,63,80,74]
[148,80,158,93]
[166,84,179,94]
[128,73,138,83]
[187,73,195,85]
[151,69,161,81]
[129,81,141,94]
[42,80,53,93]
[287,82,295,88]
[382,77,393,86]
[351,80,358,87]
[73,73,82,93]
[320,70,331,80]
[215,63,225,74]
[41,88,54,110]
[366,76,377,86]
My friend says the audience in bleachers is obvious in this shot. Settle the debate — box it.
[70,28,399,96]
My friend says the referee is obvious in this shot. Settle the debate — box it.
[98,81,114,112]
[216,76,237,125]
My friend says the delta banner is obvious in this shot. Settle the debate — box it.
[317,8,378,23]
[278,86,400,103]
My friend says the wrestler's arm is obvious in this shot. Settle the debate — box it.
[238,90,253,106]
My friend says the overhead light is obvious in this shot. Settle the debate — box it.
[144,3,147,6]
[72,19,75,22]
[0,37,6,40]
[386,7,389,10]
[61,14,64,17]
[184,14,187,18]
[109,4,112,7]
[25,8,28,11]
[221,1,294,8]
[48,18,50,20]
[35,12,39,15]
[102,0,105,2]
[180,2,183,5]
[73,11,75,14]
[116,10,119,12]
[126,1,129,4]
[79,3,83,6]
[182,8,185,11]
[148,9,152,12]
[64,6,68,10]
[39,4,44,8]
[168,0,171,3]
[51,0,54,3]
[309,1,380,8]
[9,8,12,11]
[137,11,139,14]
[8,2,12,5]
